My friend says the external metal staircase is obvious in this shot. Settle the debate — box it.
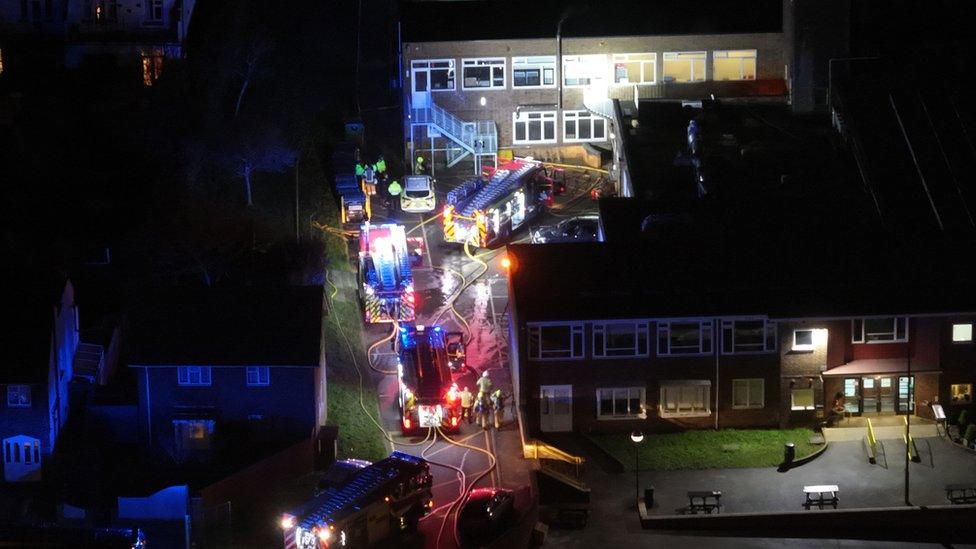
[410,95,497,170]
[72,342,104,384]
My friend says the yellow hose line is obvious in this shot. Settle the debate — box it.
[434,426,498,547]
[326,269,339,300]
[366,321,398,375]
[405,211,444,236]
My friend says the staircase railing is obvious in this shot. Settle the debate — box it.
[524,439,586,488]
[411,97,497,156]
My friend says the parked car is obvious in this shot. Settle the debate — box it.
[530,215,600,244]
[458,488,517,547]
[445,331,466,372]
[401,175,436,213]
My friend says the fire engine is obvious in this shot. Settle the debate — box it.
[358,223,415,324]
[280,452,433,548]
[397,324,462,434]
[442,158,552,248]
[330,144,370,227]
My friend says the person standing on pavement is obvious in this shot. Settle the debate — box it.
[375,155,387,178]
[414,155,426,175]
[387,179,402,214]
[490,389,508,430]
[363,164,377,196]
[459,386,474,424]
[474,391,490,430]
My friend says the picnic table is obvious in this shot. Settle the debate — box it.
[946,483,976,504]
[686,491,722,514]
[803,485,839,509]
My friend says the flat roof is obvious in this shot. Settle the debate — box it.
[400,0,783,43]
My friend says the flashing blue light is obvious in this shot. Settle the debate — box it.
[399,326,408,333]
[433,326,442,332]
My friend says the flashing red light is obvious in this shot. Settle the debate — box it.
[446,386,457,403]
[500,256,511,269]
[403,417,412,429]
[451,416,459,427]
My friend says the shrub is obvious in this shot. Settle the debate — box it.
[958,410,969,427]
[964,423,976,444]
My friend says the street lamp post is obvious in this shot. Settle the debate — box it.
[631,430,644,509]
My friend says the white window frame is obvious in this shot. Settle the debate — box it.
[513,111,557,144]
[562,54,607,88]
[732,378,764,409]
[952,322,973,343]
[596,387,646,420]
[657,320,713,356]
[712,49,757,81]
[411,59,456,92]
[721,319,777,354]
[592,321,649,358]
[6,385,31,408]
[146,0,163,22]
[792,329,815,351]
[563,110,608,143]
[662,51,707,83]
[527,323,584,360]
[177,366,212,386]
[791,388,815,411]
[512,56,556,89]
[660,380,711,418]
[246,366,270,387]
[851,317,908,344]
[612,53,657,85]
[461,57,506,90]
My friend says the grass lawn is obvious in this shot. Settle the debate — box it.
[587,429,819,471]
[311,143,389,463]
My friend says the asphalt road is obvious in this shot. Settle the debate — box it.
[359,165,601,548]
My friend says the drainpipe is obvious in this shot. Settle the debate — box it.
[145,368,152,447]
[714,318,720,430]
[556,14,568,111]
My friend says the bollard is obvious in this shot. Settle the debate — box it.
[784,442,796,465]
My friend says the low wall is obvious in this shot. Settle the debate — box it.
[199,437,313,511]
[640,504,976,543]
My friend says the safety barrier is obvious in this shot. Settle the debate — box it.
[902,416,918,461]
[866,418,878,458]
[524,439,586,488]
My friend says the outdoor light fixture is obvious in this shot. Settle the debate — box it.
[631,430,644,509]
[480,96,487,107]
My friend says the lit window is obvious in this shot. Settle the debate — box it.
[141,48,164,87]
[512,111,557,144]
[512,56,556,88]
[660,381,711,417]
[596,387,645,419]
[613,53,656,85]
[462,58,505,90]
[0,48,5,76]
[246,367,270,387]
[562,55,607,87]
[563,111,607,142]
[791,388,815,411]
[851,317,908,343]
[411,59,455,92]
[952,323,973,343]
[177,366,212,386]
[173,419,214,455]
[793,329,814,351]
[732,379,764,409]
[712,50,757,81]
[657,320,713,355]
[721,319,776,354]
[951,384,973,404]
[663,52,706,83]
[592,322,649,358]
[527,323,584,360]
[7,385,31,408]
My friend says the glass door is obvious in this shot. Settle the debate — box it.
[879,377,895,412]
[897,376,915,414]
[843,378,860,414]
[861,377,878,413]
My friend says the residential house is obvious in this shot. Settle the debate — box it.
[397,0,848,175]
[1,278,79,482]
[0,0,195,85]
[126,286,325,466]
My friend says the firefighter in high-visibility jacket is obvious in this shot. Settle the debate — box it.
[459,387,474,424]
[404,390,417,415]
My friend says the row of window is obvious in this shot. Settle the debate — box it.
[528,319,778,360]
[410,50,757,92]
[512,110,607,144]
[591,378,765,420]
[3,438,40,465]
[176,366,270,387]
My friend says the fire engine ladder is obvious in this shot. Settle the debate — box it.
[302,466,393,527]
[411,94,497,172]
[377,252,397,291]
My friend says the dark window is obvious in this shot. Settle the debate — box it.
[794,330,813,347]
[734,320,764,348]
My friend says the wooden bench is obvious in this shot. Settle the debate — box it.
[803,485,839,509]
[686,490,722,514]
[946,483,976,504]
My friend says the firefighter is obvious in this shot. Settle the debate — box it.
[474,391,490,430]
[387,179,402,214]
[404,390,417,415]
[414,155,426,175]
[375,155,387,176]
[355,162,366,177]
[476,370,492,396]
[490,389,508,430]
[459,386,474,424]
[363,164,377,196]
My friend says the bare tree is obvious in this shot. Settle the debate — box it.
[233,35,272,119]
[229,128,297,207]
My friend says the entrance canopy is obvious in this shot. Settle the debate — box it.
[823,358,941,377]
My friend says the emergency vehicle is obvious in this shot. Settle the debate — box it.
[330,144,370,227]
[399,175,436,213]
[358,223,415,324]
[280,452,433,549]
[442,158,552,248]
[397,324,462,434]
